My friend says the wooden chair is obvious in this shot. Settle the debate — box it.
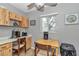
[12,38,26,56]
[34,42,50,56]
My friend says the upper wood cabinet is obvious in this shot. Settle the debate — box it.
[10,12,22,21]
[15,14,22,21]
[9,12,16,20]
[5,10,10,25]
[0,8,10,26]
[25,17,29,27]
[0,7,29,28]
[20,16,29,28]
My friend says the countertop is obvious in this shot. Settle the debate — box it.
[0,35,32,45]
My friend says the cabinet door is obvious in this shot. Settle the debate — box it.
[20,16,25,27]
[0,47,2,56]
[4,10,10,25]
[1,43,12,56]
[26,36,32,50]
[9,12,16,19]
[26,17,29,27]
[0,8,10,26]
[2,48,12,56]
[23,17,27,27]
[7,48,12,56]
[0,8,6,25]
[20,16,29,28]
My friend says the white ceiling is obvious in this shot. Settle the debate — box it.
[10,3,36,13]
[9,3,57,13]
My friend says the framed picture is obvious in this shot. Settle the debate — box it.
[65,14,78,24]
[30,20,36,26]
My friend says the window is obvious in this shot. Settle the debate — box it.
[41,13,58,32]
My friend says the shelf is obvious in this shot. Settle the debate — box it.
[0,25,28,28]
[13,43,25,49]
[10,18,21,22]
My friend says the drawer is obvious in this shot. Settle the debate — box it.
[0,43,12,49]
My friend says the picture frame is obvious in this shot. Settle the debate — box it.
[30,20,36,26]
[65,14,78,24]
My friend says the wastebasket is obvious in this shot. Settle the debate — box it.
[60,43,76,56]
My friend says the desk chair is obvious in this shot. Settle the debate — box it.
[12,38,26,56]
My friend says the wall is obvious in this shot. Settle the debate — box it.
[0,3,28,40]
[27,3,79,55]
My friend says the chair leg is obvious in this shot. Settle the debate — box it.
[17,50,20,56]
[47,47,49,56]
[34,44,37,56]
[24,46,26,55]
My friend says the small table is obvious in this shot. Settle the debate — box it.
[34,39,60,56]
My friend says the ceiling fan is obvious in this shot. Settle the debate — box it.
[27,3,57,12]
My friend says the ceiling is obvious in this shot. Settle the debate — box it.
[9,3,39,13]
[9,3,56,13]
[9,3,58,13]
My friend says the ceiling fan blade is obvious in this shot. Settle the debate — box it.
[37,6,44,12]
[45,3,57,7]
[35,4,44,12]
[27,3,35,9]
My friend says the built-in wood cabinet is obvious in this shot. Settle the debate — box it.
[10,12,22,22]
[0,7,29,28]
[20,16,29,28]
[0,36,32,56]
[0,43,12,56]
[0,8,10,26]
[9,10,29,28]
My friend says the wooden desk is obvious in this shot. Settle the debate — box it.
[34,39,60,56]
